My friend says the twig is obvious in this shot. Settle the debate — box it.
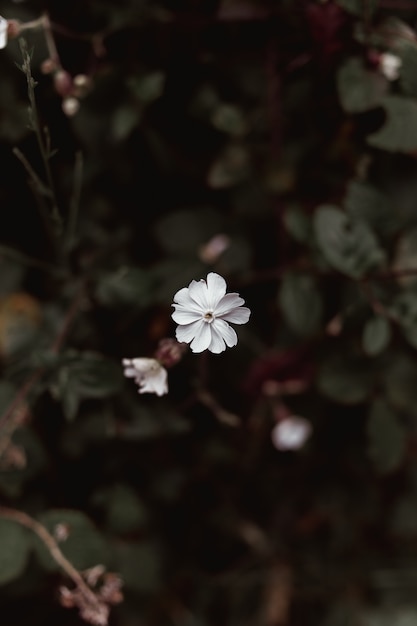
[0,507,103,611]
[19,39,63,237]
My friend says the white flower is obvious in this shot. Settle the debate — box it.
[379,52,402,81]
[271,416,312,451]
[171,272,250,353]
[122,358,168,396]
[0,17,7,49]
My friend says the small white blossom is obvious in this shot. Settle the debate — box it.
[171,272,250,353]
[122,358,168,396]
[379,52,402,81]
[0,17,8,49]
[271,416,312,451]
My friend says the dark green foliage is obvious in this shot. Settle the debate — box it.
[2,2,417,626]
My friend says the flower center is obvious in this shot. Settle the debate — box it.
[203,311,215,323]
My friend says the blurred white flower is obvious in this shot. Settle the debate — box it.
[271,416,312,451]
[379,52,402,81]
[0,17,8,49]
[122,358,168,396]
[171,272,250,353]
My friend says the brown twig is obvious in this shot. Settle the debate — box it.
[0,506,101,610]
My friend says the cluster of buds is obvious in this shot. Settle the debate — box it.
[0,13,93,117]
[41,61,92,116]
[59,565,123,626]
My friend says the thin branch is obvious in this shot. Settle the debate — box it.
[0,507,102,611]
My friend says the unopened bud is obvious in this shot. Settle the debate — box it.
[53,70,73,97]
[62,97,80,117]
[154,338,187,368]
[7,19,21,39]
[73,73,92,98]
[41,58,57,74]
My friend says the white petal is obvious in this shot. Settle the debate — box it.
[0,18,8,50]
[173,287,202,312]
[188,279,211,310]
[172,307,201,324]
[175,321,200,343]
[220,306,251,324]
[208,325,226,353]
[213,319,237,347]
[190,321,212,353]
[206,273,227,308]
[214,293,245,316]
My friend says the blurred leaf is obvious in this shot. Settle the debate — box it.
[112,541,161,592]
[361,607,417,626]
[154,208,223,255]
[314,205,386,278]
[111,104,141,141]
[119,403,190,440]
[390,289,417,348]
[95,266,153,308]
[344,180,398,237]
[207,144,250,189]
[33,509,108,572]
[278,272,323,336]
[390,495,417,537]
[397,41,417,98]
[92,484,148,534]
[211,104,248,136]
[384,352,417,412]
[392,228,417,287]
[337,57,387,113]
[367,398,406,474]
[0,519,31,585]
[317,354,374,404]
[54,352,124,421]
[127,72,165,104]
[283,205,312,243]
[362,316,391,356]
[367,96,417,152]
[335,0,378,15]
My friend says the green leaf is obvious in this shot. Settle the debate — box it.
[0,519,31,585]
[112,541,161,592]
[335,0,378,16]
[33,509,108,572]
[367,398,406,474]
[390,289,417,348]
[278,272,323,336]
[207,143,250,189]
[344,180,398,237]
[392,228,417,287]
[397,41,417,98]
[95,266,153,308]
[317,355,374,404]
[283,205,312,243]
[337,57,387,114]
[154,208,223,255]
[367,96,417,153]
[362,316,391,356]
[92,484,149,534]
[54,352,124,421]
[384,353,417,412]
[314,205,385,278]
